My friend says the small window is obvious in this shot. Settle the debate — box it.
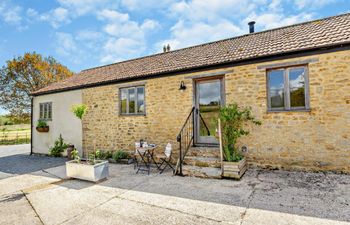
[39,102,52,120]
[119,86,145,115]
[267,66,309,111]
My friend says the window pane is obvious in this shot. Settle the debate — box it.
[44,104,48,119]
[120,89,128,114]
[40,104,44,119]
[137,87,144,113]
[128,88,135,113]
[48,103,52,119]
[268,70,285,108]
[289,68,306,108]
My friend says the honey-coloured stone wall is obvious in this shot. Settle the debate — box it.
[82,49,350,173]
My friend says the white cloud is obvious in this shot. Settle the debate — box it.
[157,19,243,51]
[268,0,283,12]
[294,0,336,9]
[141,19,161,30]
[55,32,82,64]
[32,0,341,70]
[156,0,321,53]
[100,37,145,63]
[120,0,176,11]
[40,7,70,28]
[57,0,113,16]
[26,8,39,18]
[76,30,105,50]
[97,9,129,22]
[170,0,258,22]
[76,30,103,41]
[95,8,160,63]
[0,1,22,25]
[245,12,314,30]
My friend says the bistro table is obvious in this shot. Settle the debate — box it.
[135,145,160,175]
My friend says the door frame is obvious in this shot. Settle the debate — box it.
[193,76,225,145]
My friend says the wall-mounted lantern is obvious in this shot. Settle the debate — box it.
[179,81,186,91]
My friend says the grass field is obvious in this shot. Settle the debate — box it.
[0,124,31,145]
[199,105,219,136]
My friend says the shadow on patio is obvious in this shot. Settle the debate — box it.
[55,164,350,224]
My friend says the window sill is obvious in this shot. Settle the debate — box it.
[39,119,52,121]
[267,109,311,113]
[119,114,146,117]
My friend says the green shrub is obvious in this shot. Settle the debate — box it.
[49,134,68,157]
[112,150,129,161]
[71,104,88,120]
[90,149,113,160]
[88,152,96,164]
[71,148,80,161]
[218,103,261,162]
[36,120,47,128]
[4,120,14,125]
[102,151,113,159]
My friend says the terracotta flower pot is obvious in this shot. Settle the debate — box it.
[66,144,75,159]
[36,126,49,132]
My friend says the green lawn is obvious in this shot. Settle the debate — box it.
[0,124,31,145]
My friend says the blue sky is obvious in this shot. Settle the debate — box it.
[0,0,349,115]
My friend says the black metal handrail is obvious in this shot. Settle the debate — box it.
[175,107,195,175]
[199,113,210,136]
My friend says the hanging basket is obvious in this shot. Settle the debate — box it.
[36,126,49,132]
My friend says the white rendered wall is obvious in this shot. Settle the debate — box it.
[32,90,82,155]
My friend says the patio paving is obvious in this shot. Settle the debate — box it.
[0,145,349,225]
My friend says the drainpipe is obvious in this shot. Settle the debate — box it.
[30,97,33,155]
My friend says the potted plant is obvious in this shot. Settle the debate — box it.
[70,104,87,157]
[218,103,261,179]
[36,119,49,132]
[109,150,129,164]
[66,149,109,182]
[66,144,75,159]
[71,104,88,120]
[49,134,68,157]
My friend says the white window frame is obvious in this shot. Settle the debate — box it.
[39,102,52,120]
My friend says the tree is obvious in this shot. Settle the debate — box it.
[0,52,73,118]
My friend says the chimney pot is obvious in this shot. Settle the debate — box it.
[166,44,171,52]
[248,21,255,33]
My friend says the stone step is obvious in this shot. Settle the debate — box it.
[186,146,221,158]
[183,156,221,168]
[182,165,222,179]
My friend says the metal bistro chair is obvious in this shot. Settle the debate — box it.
[133,142,141,170]
[158,143,174,174]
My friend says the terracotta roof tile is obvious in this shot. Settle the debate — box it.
[33,13,350,95]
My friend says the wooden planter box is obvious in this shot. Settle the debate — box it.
[222,158,247,179]
[66,160,109,182]
[36,126,49,132]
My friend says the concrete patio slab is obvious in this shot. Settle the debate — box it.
[242,208,350,225]
[0,145,349,225]
[0,173,60,196]
[119,189,246,223]
[63,197,234,225]
[25,179,127,225]
[0,144,30,157]
[0,192,42,225]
